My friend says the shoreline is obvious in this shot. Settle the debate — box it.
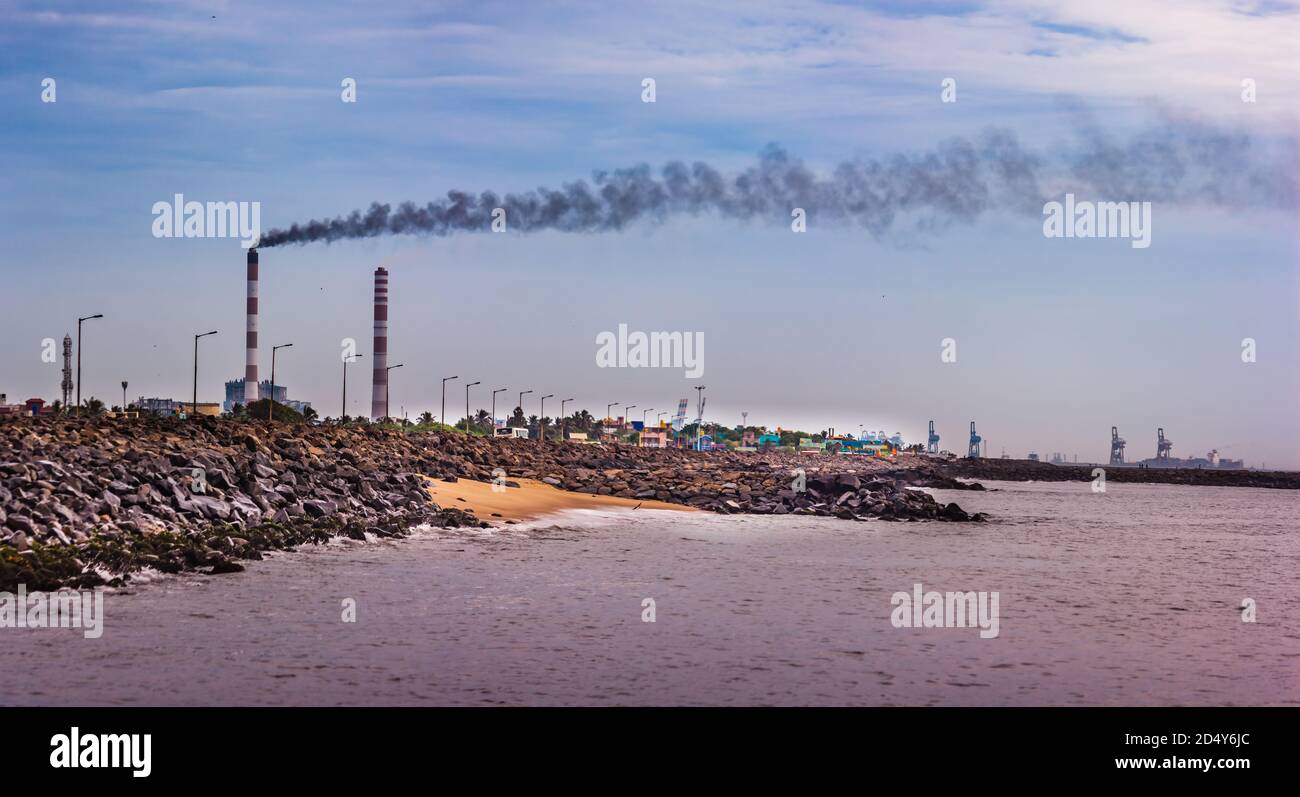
[4,415,1295,591]
[0,416,979,591]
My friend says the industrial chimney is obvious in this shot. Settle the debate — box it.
[61,334,73,407]
[370,267,388,420]
[245,249,259,405]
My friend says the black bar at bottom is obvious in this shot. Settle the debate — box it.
[5,706,1289,785]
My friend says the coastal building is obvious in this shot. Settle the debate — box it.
[0,396,51,417]
[225,378,280,412]
[283,399,313,415]
[641,428,669,448]
[135,397,221,417]
[597,418,628,443]
[222,378,310,415]
[136,397,182,415]
[829,435,895,459]
[798,438,825,454]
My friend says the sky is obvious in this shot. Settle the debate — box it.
[1,0,1298,467]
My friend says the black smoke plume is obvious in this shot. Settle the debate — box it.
[258,118,1295,247]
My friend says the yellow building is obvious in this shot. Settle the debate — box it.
[181,402,222,417]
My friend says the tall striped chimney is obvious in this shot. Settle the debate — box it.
[370,267,388,420]
[245,249,259,405]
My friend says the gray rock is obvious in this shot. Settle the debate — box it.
[302,500,335,518]
[5,514,35,534]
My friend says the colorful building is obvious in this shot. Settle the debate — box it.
[829,435,895,458]
[0,396,52,416]
[641,428,670,448]
[798,438,825,454]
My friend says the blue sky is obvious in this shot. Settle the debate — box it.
[2,0,1297,466]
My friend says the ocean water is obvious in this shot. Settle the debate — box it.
[1,480,1296,706]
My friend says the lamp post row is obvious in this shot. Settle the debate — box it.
[72,315,670,439]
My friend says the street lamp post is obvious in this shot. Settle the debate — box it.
[607,402,619,427]
[465,381,480,434]
[657,411,666,425]
[694,385,706,450]
[385,363,404,422]
[624,406,636,430]
[441,376,459,426]
[561,398,574,442]
[269,343,294,421]
[539,394,554,441]
[491,388,507,431]
[342,354,363,422]
[76,313,104,416]
[121,381,128,415]
[643,408,653,426]
[193,330,218,418]
[517,390,532,428]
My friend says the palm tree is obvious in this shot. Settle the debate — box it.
[84,397,106,417]
[473,409,491,432]
[303,406,319,424]
[418,411,434,426]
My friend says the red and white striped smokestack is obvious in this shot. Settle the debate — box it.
[370,267,388,420]
[245,249,259,405]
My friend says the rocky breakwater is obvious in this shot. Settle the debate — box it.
[937,456,1300,489]
[0,416,484,591]
[431,440,987,523]
[1,417,984,591]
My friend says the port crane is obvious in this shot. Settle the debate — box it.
[1156,427,1173,461]
[967,421,982,459]
[1110,426,1126,465]
[927,420,940,454]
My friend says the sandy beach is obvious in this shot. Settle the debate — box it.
[424,476,697,522]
